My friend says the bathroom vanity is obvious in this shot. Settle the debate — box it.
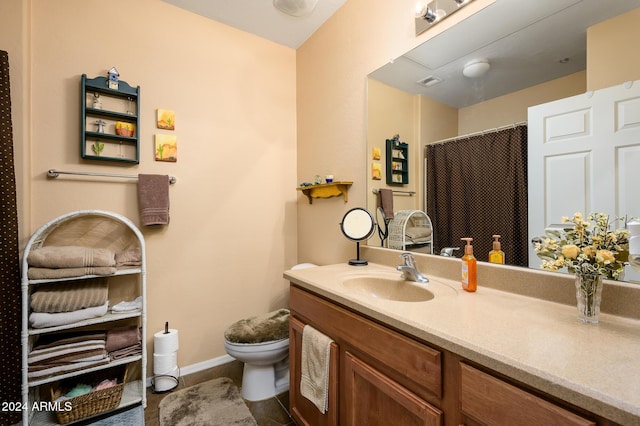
[285,247,640,426]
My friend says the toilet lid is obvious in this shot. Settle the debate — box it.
[224,308,290,344]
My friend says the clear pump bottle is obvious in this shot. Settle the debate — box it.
[488,234,505,264]
[461,237,477,292]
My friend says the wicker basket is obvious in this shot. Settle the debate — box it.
[50,367,127,424]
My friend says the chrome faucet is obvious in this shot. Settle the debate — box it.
[397,253,429,283]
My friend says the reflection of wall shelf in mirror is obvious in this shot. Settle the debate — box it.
[386,139,408,185]
[297,181,353,204]
[81,74,140,164]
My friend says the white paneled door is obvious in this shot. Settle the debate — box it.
[528,80,640,282]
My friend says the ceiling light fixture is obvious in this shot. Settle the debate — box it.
[415,2,445,23]
[415,0,475,36]
[462,58,490,78]
[273,0,319,17]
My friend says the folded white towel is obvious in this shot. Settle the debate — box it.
[29,302,109,329]
[111,296,142,313]
[300,325,333,414]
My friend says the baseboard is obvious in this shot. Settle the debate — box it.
[146,354,235,388]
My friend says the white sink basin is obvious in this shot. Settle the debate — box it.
[341,275,434,302]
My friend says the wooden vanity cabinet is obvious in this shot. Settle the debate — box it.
[459,363,595,426]
[290,284,618,426]
[289,285,443,426]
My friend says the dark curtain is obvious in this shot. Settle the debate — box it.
[426,125,528,266]
[0,50,21,426]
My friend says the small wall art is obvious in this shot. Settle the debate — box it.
[156,109,175,130]
[372,147,381,160]
[155,134,177,162]
[372,162,382,180]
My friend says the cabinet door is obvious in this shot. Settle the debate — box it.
[343,352,442,426]
[289,316,339,426]
[460,363,595,426]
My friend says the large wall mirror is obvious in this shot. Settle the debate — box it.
[366,0,640,282]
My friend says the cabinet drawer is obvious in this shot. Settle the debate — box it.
[290,286,442,398]
[344,352,441,426]
[460,363,595,426]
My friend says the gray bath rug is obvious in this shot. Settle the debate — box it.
[158,377,257,426]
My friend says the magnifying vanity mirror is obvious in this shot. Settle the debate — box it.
[366,0,640,282]
[340,208,376,266]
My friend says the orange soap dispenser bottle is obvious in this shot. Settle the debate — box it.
[488,234,505,264]
[461,237,477,292]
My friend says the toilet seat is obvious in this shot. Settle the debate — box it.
[224,308,289,344]
[224,337,289,352]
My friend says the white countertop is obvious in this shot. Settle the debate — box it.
[284,262,640,425]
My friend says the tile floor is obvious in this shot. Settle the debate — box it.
[144,360,296,426]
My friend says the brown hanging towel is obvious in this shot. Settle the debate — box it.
[138,174,170,226]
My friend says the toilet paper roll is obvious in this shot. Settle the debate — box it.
[154,328,179,354]
[154,352,178,375]
[154,365,179,392]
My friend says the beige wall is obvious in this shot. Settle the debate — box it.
[458,71,586,135]
[366,79,419,246]
[0,1,30,247]
[587,8,640,90]
[4,0,297,371]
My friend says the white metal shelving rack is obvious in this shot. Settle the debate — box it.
[388,210,433,253]
[21,210,146,425]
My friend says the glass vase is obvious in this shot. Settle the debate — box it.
[574,273,603,324]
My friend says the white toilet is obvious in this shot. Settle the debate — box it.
[223,263,316,401]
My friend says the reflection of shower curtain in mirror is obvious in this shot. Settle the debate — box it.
[0,50,21,426]
[425,125,528,266]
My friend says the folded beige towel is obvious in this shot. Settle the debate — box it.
[28,344,107,366]
[405,226,432,240]
[115,248,142,266]
[138,174,170,226]
[27,358,110,380]
[31,332,106,351]
[27,246,116,268]
[27,266,117,280]
[30,279,108,313]
[300,325,333,414]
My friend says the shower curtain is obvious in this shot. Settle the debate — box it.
[0,50,21,426]
[425,125,528,266]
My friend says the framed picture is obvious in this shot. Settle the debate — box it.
[156,109,175,130]
[372,162,382,180]
[372,147,381,160]
[155,134,177,162]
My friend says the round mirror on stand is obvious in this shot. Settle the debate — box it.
[340,207,376,266]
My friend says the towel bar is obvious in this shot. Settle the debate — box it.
[48,169,176,184]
